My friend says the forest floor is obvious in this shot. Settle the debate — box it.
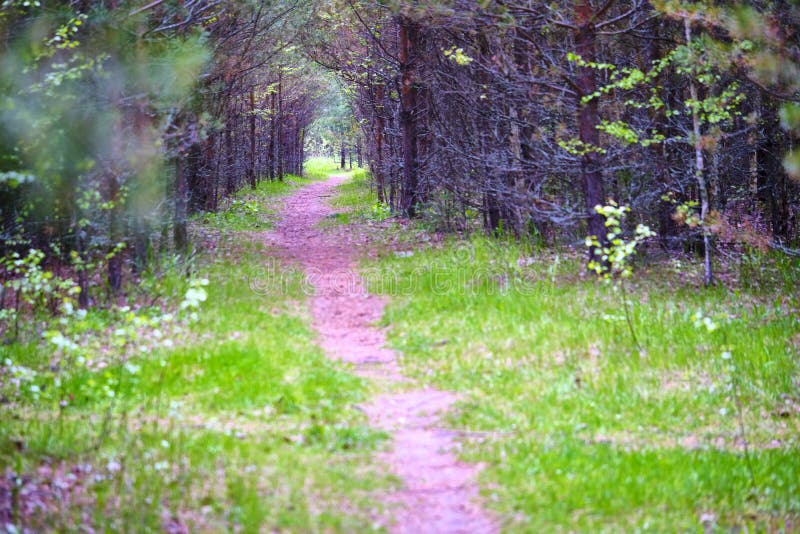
[2,159,799,532]
[266,174,497,533]
[312,167,800,532]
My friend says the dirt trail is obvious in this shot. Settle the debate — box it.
[269,175,497,534]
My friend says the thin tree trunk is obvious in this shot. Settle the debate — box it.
[107,143,123,295]
[269,90,276,181]
[248,88,257,189]
[130,31,149,275]
[711,147,721,210]
[212,132,221,209]
[76,231,89,308]
[133,218,149,275]
[686,18,713,287]
[485,189,502,233]
[225,110,235,195]
[299,127,305,175]
[398,15,420,217]
[375,84,386,203]
[749,96,760,214]
[204,132,217,211]
[277,71,284,181]
[107,175,122,295]
[174,156,189,255]
[476,29,500,233]
[576,1,607,261]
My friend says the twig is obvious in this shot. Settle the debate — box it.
[619,278,643,353]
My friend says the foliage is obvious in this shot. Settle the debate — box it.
[654,0,800,181]
[442,46,474,66]
[1,249,80,321]
[585,202,656,279]
[370,201,392,221]
[0,0,333,312]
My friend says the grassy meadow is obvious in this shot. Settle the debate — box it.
[331,169,800,532]
[0,159,387,532]
[3,159,798,532]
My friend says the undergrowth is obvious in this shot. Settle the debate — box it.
[196,157,341,232]
[197,174,311,231]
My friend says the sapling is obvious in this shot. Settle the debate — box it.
[0,249,81,341]
[370,201,392,221]
[585,201,655,352]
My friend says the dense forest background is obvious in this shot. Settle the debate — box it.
[1,0,799,305]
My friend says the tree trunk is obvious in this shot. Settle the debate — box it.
[174,156,189,255]
[375,84,386,203]
[299,127,305,175]
[203,133,217,211]
[575,1,607,261]
[107,175,123,295]
[225,111,235,195]
[133,218,149,275]
[398,15,420,217]
[269,90,276,181]
[686,18,713,287]
[645,17,679,250]
[749,97,760,214]
[211,132,221,210]
[760,100,792,239]
[277,72,284,181]
[485,189,502,233]
[76,231,89,309]
[248,88,257,189]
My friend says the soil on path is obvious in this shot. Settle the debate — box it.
[268,175,497,534]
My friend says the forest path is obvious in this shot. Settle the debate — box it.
[267,175,497,534]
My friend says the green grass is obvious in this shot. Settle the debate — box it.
[362,235,800,532]
[304,157,345,181]
[319,168,389,228]
[197,174,312,231]
[7,164,798,532]
[331,168,372,210]
[309,165,800,532]
[0,167,388,531]
[194,161,344,232]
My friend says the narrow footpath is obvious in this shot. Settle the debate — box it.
[267,175,497,533]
